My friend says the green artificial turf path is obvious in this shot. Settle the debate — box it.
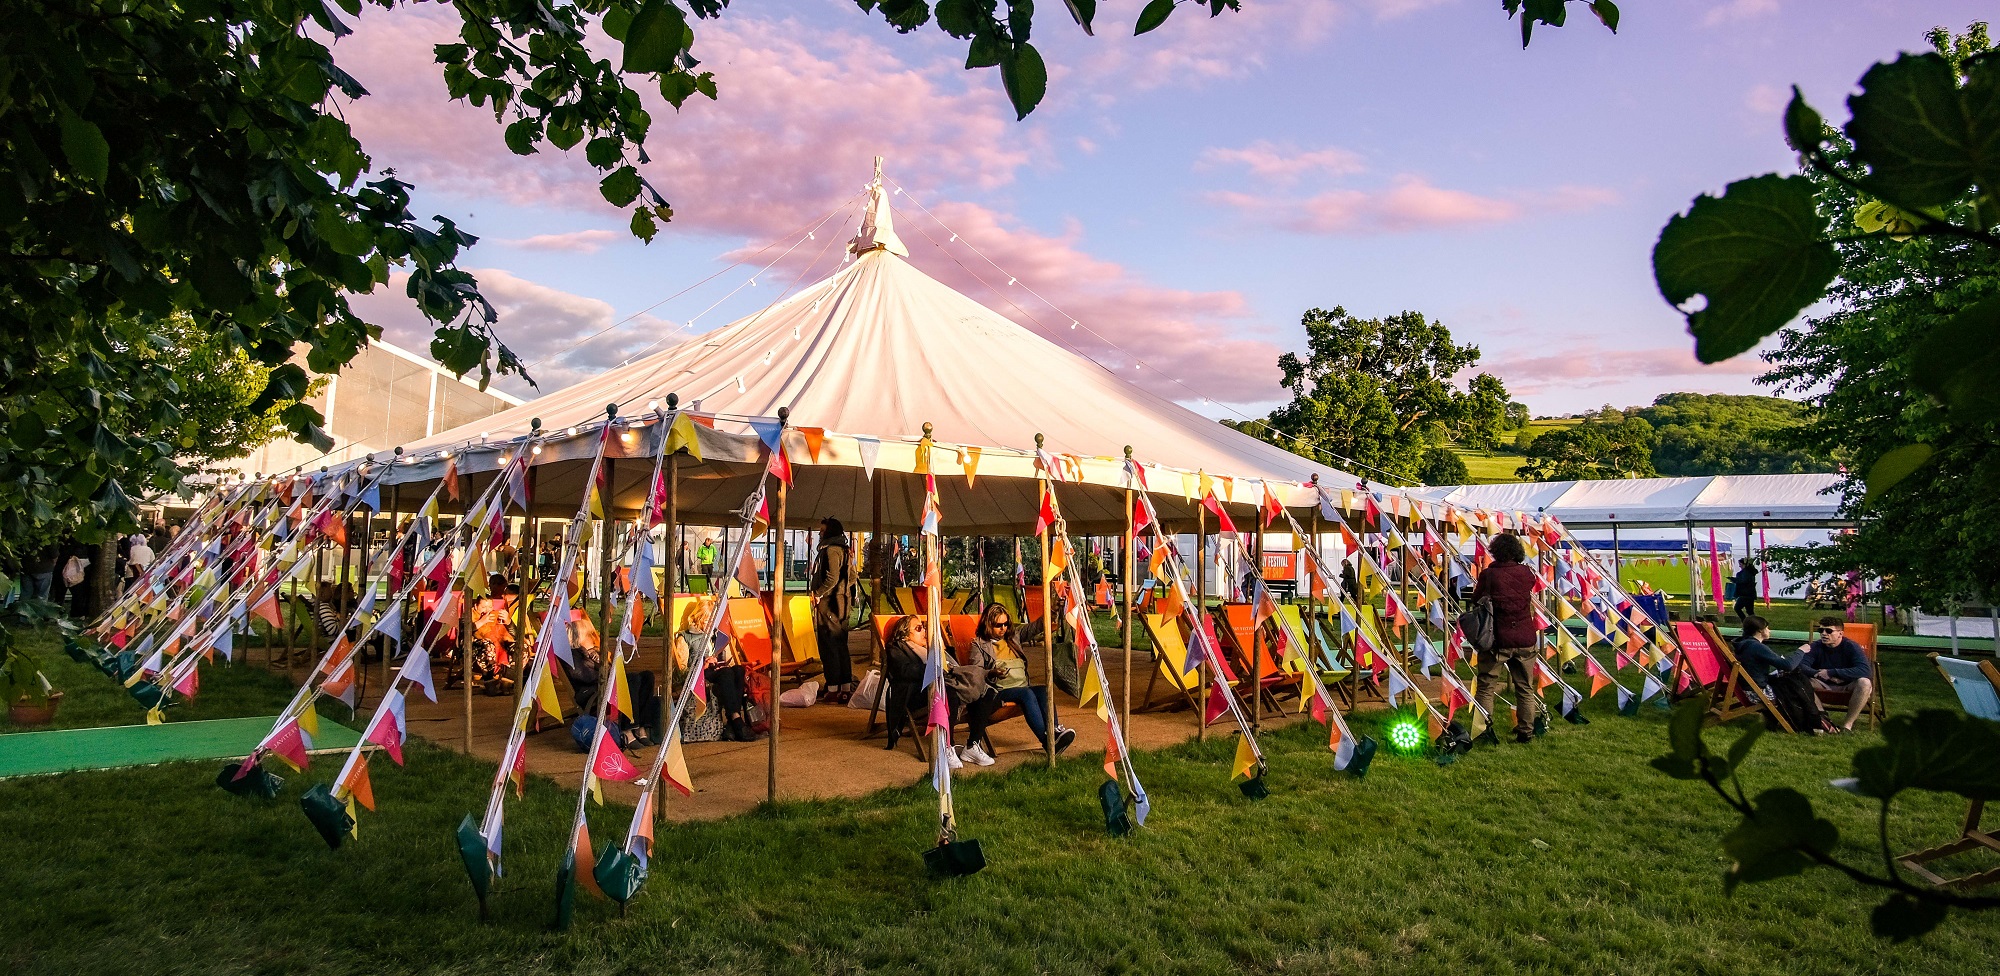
[0,715,360,779]
[2,627,1997,975]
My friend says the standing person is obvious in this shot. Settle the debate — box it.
[23,544,58,602]
[1469,532,1542,744]
[1804,616,1875,733]
[697,536,716,578]
[1732,558,1759,621]
[125,534,155,591]
[808,517,858,702]
[964,602,1074,755]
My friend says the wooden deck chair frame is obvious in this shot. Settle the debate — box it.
[864,613,903,736]
[1693,621,1794,733]
[1896,654,2000,889]
[1219,603,1303,714]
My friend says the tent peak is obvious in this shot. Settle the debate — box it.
[848,156,909,258]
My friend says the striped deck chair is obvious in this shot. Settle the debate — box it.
[1687,621,1793,733]
[1217,603,1301,713]
[1896,654,2000,889]
[1813,622,1886,731]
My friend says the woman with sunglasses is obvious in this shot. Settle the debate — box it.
[965,602,1075,756]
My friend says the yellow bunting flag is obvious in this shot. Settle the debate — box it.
[1231,734,1257,782]
[664,728,694,796]
[146,706,166,726]
[298,703,321,741]
[664,412,704,460]
[1077,660,1101,711]
[535,665,565,724]
[609,653,633,722]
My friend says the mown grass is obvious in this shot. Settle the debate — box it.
[2,627,1997,975]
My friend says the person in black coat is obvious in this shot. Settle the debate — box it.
[1732,558,1759,620]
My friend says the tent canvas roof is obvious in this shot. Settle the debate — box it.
[1421,474,1845,527]
[379,180,1356,532]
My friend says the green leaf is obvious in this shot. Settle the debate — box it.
[659,72,698,108]
[1870,894,1950,942]
[585,136,623,169]
[600,165,643,208]
[623,0,691,74]
[1851,710,2000,802]
[935,0,980,36]
[1135,0,1174,35]
[1908,296,2000,418]
[1862,443,1933,505]
[1589,0,1618,32]
[876,0,932,32]
[1065,0,1096,34]
[1720,787,1838,893]
[1846,52,2000,209]
[58,108,110,184]
[504,118,540,156]
[1782,87,1825,155]
[965,32,1005,69]
[1653,174,1839,363]
[630,205,659,242]
[603,2,635,41]
[999,42,1048,120]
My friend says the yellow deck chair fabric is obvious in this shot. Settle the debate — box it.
[784,595,820,663]
[992,586,1022,622]
[1143,613,1199,691]
[1277,605,1344,677]
[893,587,920,615]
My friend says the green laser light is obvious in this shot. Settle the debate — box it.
[1387,717,1425,754]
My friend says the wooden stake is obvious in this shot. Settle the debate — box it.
[1036,433,1055,768]
[1194,504,1207,743]
[769,407,790,803]
[1121,446,1135,733]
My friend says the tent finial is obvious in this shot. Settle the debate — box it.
[848,159,909,259]
[666,393,679,410]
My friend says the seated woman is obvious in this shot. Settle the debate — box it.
[470,573,516,682]
[1734,615,1830,734]
[964,603,1075,756]
[565,607,661,748]
[883,614,995,768]
[675,598,756,742]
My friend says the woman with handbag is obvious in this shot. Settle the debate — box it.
[883,614,996,768]
[808,517,858,702]
[1469,532,1542,744]
[965,602,1075,756]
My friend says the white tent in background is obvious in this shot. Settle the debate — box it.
[1421,474,1846,528]
[380,164,1356,532]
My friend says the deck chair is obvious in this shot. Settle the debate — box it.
[1672,619,1727,695]
[1023,587,1047,641]
[1895,654,2000,889]
[945,590,974,615]
[1278,604,1352,705]
[782,595,820,665]
[1137,612,1203,713]
[991,585,1022,623]
[1687,621,1794,733]
[1813,622,1886,731]
[892,587,920,615]
[1217,604,1302,713]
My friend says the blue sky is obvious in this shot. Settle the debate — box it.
[339,0,1987,419]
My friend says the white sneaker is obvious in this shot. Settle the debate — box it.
[962,743,996,766]
[946,747,964,770]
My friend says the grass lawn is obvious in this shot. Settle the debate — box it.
[4,626,1998,975]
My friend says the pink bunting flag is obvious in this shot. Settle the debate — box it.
[172,663,199,698]
[367,689,407,765]
[926,687,950,733]
[267,720,311,770]
[592,730,641,782]
[1203,680,1231,726]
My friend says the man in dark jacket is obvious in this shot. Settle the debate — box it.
[809,518,857,701]
[1732,558,1759,621]
[1469,533,1542,743]
[1803,615,1874,732]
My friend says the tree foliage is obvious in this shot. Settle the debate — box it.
[1632,393,1835,476]
[1231,307,1509,484]
[1514,416,1657,481]
[1415,447,1469,486]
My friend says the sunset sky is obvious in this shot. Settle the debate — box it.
[339,0,1986,420]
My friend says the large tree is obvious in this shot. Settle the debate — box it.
[1232,306,1509,484]
[1514,416,1657,481]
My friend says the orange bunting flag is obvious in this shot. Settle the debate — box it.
[766,442,793,487]
[632,791,656,852]
[342,754,377,812]
[252,592,283,630]
[443,456,460,501]
[1535,662,1555,693]
[1261,483,1284,528]
[573,822,608,900]
[1586,657,1611,697]
[509,744,528,798]
[1427,711,1443,741]
[962,447,981,487]
[801,426,825,463]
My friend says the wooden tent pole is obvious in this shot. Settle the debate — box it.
[1194,504,1207,742]
[1251,518,1263,733]
[512,467,536,690]
[768,407,791,803]
[1036,433,1055,769]
[385,479,401,701]
[864,473,886,735]
[1121,447,1136,732]
[597,456,618,639]
[460,469,474,753]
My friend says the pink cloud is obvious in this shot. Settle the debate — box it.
[328,9,1282,405]
[501,230,622,253]
[1211,175,1617,235]
[1042,0,1348,99]
[1197,141,1368,183]
[1704,0,1779,28]
[1480,343,1765,396]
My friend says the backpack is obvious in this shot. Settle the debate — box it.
[62,556,86,587]
[1456,596,1497,654]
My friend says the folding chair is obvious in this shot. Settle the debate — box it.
[1688,621,1793,733]
[1813,622,1886,731]
[1136,612,1202,713]
[1218,603,1302,713]
[864,613,904,736]
[1896,654,2000,889]
[1279,604,1353,707]
[782,595,820,666]
[992,584,1023,622]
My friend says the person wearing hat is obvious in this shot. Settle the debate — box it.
[809,517,858,703]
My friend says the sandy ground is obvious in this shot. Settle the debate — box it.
[394,630,1410,822]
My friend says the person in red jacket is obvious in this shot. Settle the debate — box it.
[1470,532,1542,743]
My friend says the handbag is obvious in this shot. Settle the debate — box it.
[681,699,725,742]
[1052,646,1081,698]
[1456,597,1497,654]
[847,669,883,710]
